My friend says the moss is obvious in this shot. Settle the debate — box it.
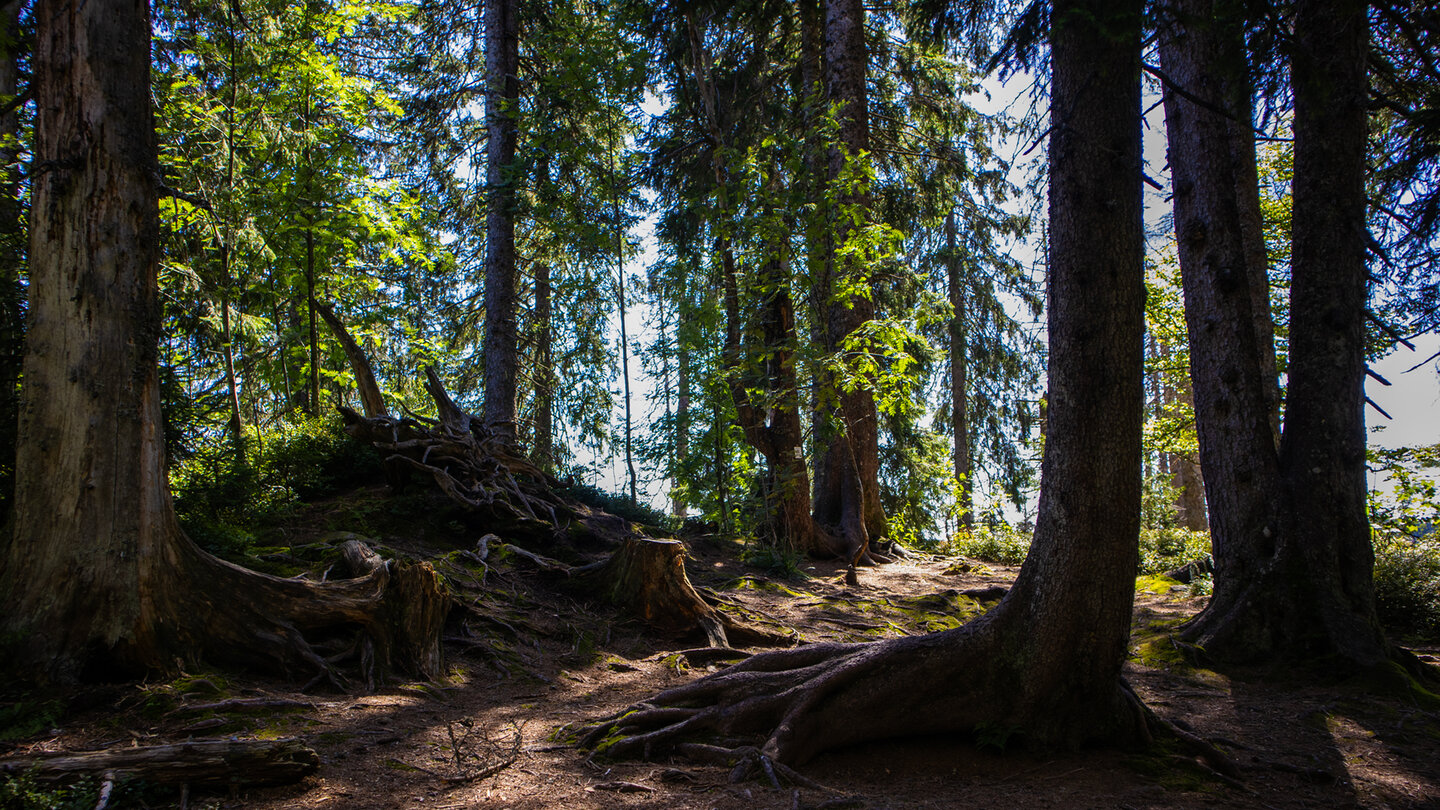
[1348,660,1440,711]
[1135,574,1185,595]
[1124,747,1216,793]
[730,576,811,598]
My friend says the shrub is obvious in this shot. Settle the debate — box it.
[944,523,1032,565]
[1373,534,1440,638]
[1369,443,1440,638]
[556,480,674,533]
[1137,527,1212,575]
[170,416,384,556]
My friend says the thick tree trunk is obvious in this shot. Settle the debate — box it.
[1169,0,1394,668]
[946,211,973,530]
[482,0,519,440]
[1276,0,1387,662]
[0,0,446,687]
[580,0,1151,765]
[812,0,886,561]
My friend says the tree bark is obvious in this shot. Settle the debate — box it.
[315,299,386,417]
[1170,0,1395,668]
[0,739,319,788]
[482,0,519,440]
[534,261,554,472]
[721,239,821,555]
[579,0,1151,764]
[0,0,446,687]
[812,0,886,562]
[946,211,973,531]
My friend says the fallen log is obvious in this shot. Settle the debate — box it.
[0,739,319,788]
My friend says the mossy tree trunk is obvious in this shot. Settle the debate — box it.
[580,0,1150,763]
[0,0,446,687]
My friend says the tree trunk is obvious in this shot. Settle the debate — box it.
[534,261,554,472]
[483,0,519,441]
[720,239,821,555]
[219,16,244,445]
[580,0,1152,764]
[1276,0,1387,662]
[946,211,973,531]
[812,0,886,562]
[0,0,446,687]
[315,299,386,417]
[599,538,728,648]
[673,293,690,518]
[1169,0,1394,668]
[0,0,23,521]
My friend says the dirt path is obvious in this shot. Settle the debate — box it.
[8,542,1440,809]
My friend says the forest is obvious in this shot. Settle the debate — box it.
[1,0,1439,807]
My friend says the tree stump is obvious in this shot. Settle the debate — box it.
[599,538,728,648]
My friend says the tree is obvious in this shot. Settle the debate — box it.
[810,0,886,562]
[483,0,520,439]
[1168,0,1419,670]
[579,0,1153,764]
[0,0,444,686]
[0,0,25,521]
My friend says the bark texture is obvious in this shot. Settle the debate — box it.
[0,0,22,519]
[1168,0,1395,668]
[946,211,973,530]
[0,739,319,788]
[812,0,886,562]
[482,0,520,438]
[580,0,1150,764]
[0,0,446,686]
[1159,0,1273,554]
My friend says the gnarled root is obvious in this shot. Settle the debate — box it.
[576,616,1157,768]
[175,535,448,689]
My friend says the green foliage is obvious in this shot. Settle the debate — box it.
[1373,534,1440,637]
[944,521,1032,564]
[170,416,382,556]
[556,481,674,533]
[737,543,806,579]
[1370,444,1440,636]
[1371,447,1440,615]
[1136,528,1212,576]
[0,772,96,810]
[0,699,63,743]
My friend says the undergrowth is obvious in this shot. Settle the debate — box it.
[556,480,674,533]
[945,523,1212,578]
[170,416,385,558]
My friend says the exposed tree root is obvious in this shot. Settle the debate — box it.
[169,533,448,689]
[575,601,1159,769]
[340,368,802,647]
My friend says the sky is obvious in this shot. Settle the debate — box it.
[582,68,1440,516]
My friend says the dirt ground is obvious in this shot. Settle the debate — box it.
[6,534,1440,810]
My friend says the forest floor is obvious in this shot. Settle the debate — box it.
[5,494,1440,810]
